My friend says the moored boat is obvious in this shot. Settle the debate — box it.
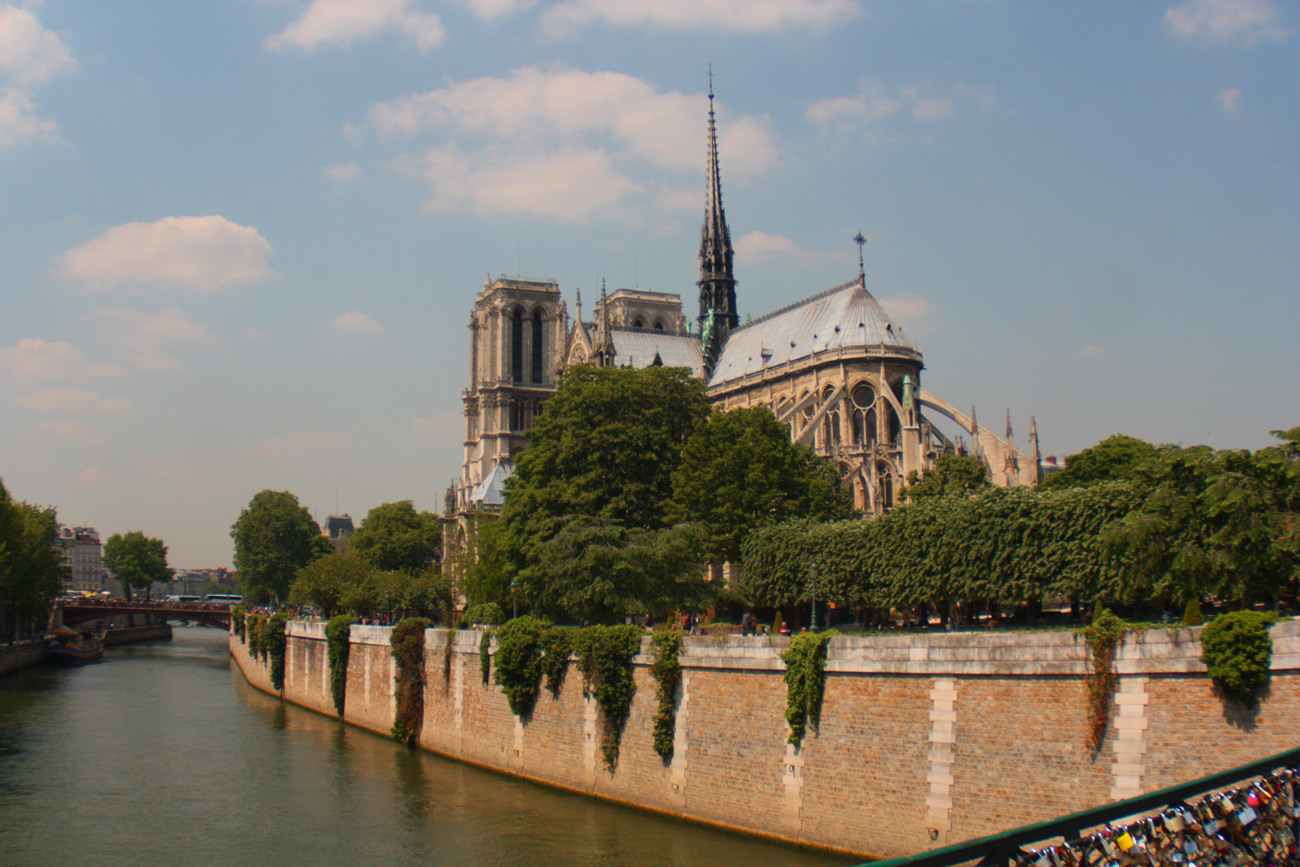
[45,626,104,665]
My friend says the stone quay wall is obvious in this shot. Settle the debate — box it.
[230,618,1300,861]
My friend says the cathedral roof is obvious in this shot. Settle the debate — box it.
[707,277,917,388]
[470,460,514,508]
[610,329,704,377]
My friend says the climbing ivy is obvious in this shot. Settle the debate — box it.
[493,616,549,718]
[540,627,574,697]
[479,628,494,686]
[1200,611,1278,703]
[781,631,834,747]
[442,625,456,691]
[325,613,356,717]
[247,612,268,660]
[571,625,644,769]
[390,617,432,746]
[1081,607,1129,752]
[232,605,247,641]
[649,629,683,759]
[267,612,290,692]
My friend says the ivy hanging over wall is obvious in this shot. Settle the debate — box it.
[493,616,548,718]
[649,629,683,760]
[442,625,456,692]
[267,612,290,692]
[390,617,432,746]
[1200,611,1278,703]
[232,606,247,642]
[1081,607,1129,752]
[540,627,573,697]
[782,631,834,747]
[247,612,268,661]
[325,614,356,717]
[571,625,644,770]
[479,628,494,686]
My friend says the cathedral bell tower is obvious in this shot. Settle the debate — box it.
[697,73,737,381]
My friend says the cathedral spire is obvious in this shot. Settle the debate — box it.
[698,66,737,381]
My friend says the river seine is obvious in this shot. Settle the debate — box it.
[0,626,855,866]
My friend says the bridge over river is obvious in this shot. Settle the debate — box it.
[57,600,233,629]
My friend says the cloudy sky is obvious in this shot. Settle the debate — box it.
[1,0,1296,568]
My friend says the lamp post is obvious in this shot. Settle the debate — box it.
[510,579,518,620]
[808,562,819,633]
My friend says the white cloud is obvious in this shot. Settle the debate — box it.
[323,161,360,180]
[452,0,536,19]
[413,413,462,436]
[0,4,77,85]
[72,466,114,487]
[37,419,107,446]
[15,387,131,416]
[1216,86,1243,113]
[808,78,987,131]
[248,431,348,458]
[57,216,277,293]
[0,85,55,145]
[358,67,777,178]
[328,310,383,333]
[265,0,444,52]
[1165,0,1287,45]
[542,0,861,37]
[0,337,83,380]
[87,306,216,374]
[406,144,642,222]
[879,293,944,336]
[735,231,819,269]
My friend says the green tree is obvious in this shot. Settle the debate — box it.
[102,531,173,601]
[519,517,712,623]
[0,481,66,635]
[230,490,325,605]
[461,519,514,612]
[1041,434,1156,490]
[668,406,854,563]
[903,454,990,501]
[289,552,372,615]
[348,501,443,575]
[500,364,709,581]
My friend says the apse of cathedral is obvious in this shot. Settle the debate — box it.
[444,83,1040,565]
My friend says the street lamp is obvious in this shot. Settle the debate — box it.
[808,562,819,633]
[510,579,518,620]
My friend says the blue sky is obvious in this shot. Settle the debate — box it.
[1,0,1296,568]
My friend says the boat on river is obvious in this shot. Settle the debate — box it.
[45,626,104,665]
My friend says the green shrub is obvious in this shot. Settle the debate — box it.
[1183,600,1205,626]
[650,630,683,759]
[1200,611,1277,702]
[232,606,248,641]
[390,617,432,745]
[494,616,548,718]
[267,612,290,692]
[464,602,505,626]
[479,628,493,685]
[540,627,574,697]
[247,613,268,660]
[572,625,644,769]
[781,631,834,746]
[325,614,356,717]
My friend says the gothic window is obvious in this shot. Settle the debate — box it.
[878,461,894,510]
[633,318,644,329]
[887,405,901,444]
[511,307,524,382]
[532,309,544,383]
[653,320,664,331]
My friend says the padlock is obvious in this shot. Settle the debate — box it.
[1203,818,1223,836]
[1183,838,1199,858]
[1237,805,1257,826]
[1163,809,1186,833]
[1247,791,1261,808]
[1114,831,1135,852]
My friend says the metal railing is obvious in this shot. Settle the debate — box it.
[858,745,1300,867]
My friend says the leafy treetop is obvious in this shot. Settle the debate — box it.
[102,531,173,601]
[231,489,325,605]
[348,500,443,575]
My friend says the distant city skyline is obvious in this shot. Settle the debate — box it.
[1,0,1296,568]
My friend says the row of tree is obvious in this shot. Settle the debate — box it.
[0,480,65,640]
[232,493,448,620]
[741,429,1299,619]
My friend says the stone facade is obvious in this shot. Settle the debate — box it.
[233,617,1300,861]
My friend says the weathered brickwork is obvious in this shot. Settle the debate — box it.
[231,618,1300,861]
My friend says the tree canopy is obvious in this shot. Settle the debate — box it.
[1041,434,1156,490]
[348,500,443,575]
[231,490,325,605]
[0,480,65,630]
[499,364,709,570]
[103,531,173,600]
[903,454,991,501]
[668,406,854,562]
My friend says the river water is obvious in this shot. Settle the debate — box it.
[0,626,855,867]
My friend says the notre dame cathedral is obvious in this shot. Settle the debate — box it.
[442,86,1041,577]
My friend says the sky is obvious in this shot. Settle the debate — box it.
[1,0,1296,569]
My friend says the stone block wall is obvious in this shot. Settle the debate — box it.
[230,618,1300,861]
